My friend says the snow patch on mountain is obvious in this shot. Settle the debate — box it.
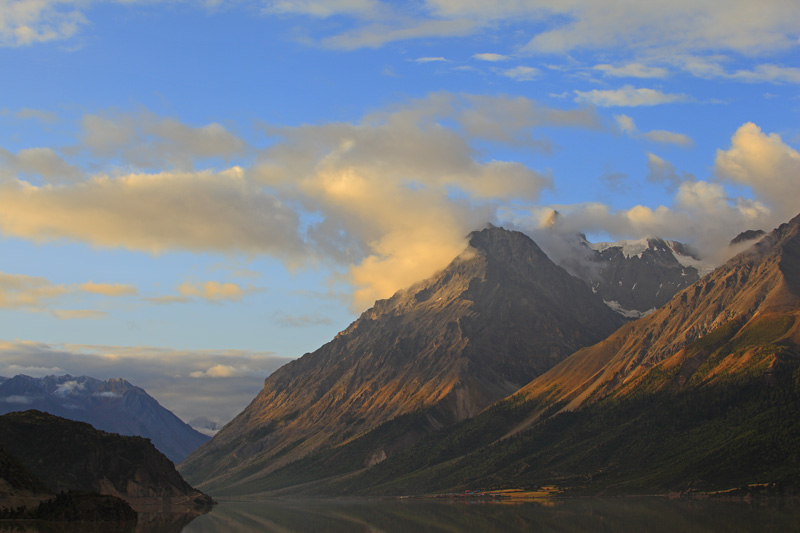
[603,300,656,319]
[588,238,650,259]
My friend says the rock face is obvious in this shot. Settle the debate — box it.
[0,410,213,508]
[0,375,208,464]
[730,229,766,246]
[520,212,800,411]
[560,236,709,318]
[180,225,625,493]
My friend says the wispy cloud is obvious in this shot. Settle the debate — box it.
[50,309,108,320]
[575,85,687,107]
[473,53,509,62]
[79,282,138,297]
[593,63,669,79]
[0,272,69,310]
[614,114,692,146]
[501,66,539,81]
[177,281,249,302]
[413,56,447,63]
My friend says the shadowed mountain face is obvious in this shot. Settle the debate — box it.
[0,375,208,464]
[180,225,625,494]
[558,236,708,318]
[0,410,213,509]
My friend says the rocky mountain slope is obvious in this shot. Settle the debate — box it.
[299,212,800,496]
[558,235,709,318]
[0,410,213,509]
[0,374,208,464]
[180,225,625,494]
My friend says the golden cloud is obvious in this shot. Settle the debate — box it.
[79,282,138,297]
[178,281,246,302]
[0,167,306,257]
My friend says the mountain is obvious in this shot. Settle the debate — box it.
[180,225,625,494]
[730,229,766,246]
[0,374,208,464]
[299,212,800,496]
[558,235,710,318]
[0,410,213,509]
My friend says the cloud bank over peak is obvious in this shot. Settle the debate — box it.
[517,122,797,265]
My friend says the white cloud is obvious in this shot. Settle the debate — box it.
[574,85,687,107]
[0,146,83,184]
[519,1,800,56]
[646,153,694,189]
[643,130,692,146]
[680,56,800,84]
[614,114,692,146]
[1,395,34,404]
[413,56,447,63]
[267,0,380,18]
[593,63,669,79]
[81,112,247,170]
[614,114,636,134]
[511,122,796,266]
[501,66,539,81]
[730,64,800,84]
[321,18,477,50]
[55,379,84,396]
[473,52,510,62]
[13,108,57,123]
[0,0,87,46]
[715,122,800,221]
[189,364,248,378]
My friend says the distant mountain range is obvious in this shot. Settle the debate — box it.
[0,375,208,464]
[180,212,800,498]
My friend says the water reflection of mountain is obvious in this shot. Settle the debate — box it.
[0,510,201,533]
[184,498,800,533]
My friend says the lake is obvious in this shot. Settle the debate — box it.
[3,497,799,532]
[182,497,800,532]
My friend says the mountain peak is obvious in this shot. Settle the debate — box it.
[181,224,624,493]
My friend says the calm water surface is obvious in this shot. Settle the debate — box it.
[182,497,800,532]
[3,497,799,532]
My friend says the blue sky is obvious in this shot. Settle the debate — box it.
[1,0,798,424]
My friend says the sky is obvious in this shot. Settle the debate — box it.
[1,0,799,426]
